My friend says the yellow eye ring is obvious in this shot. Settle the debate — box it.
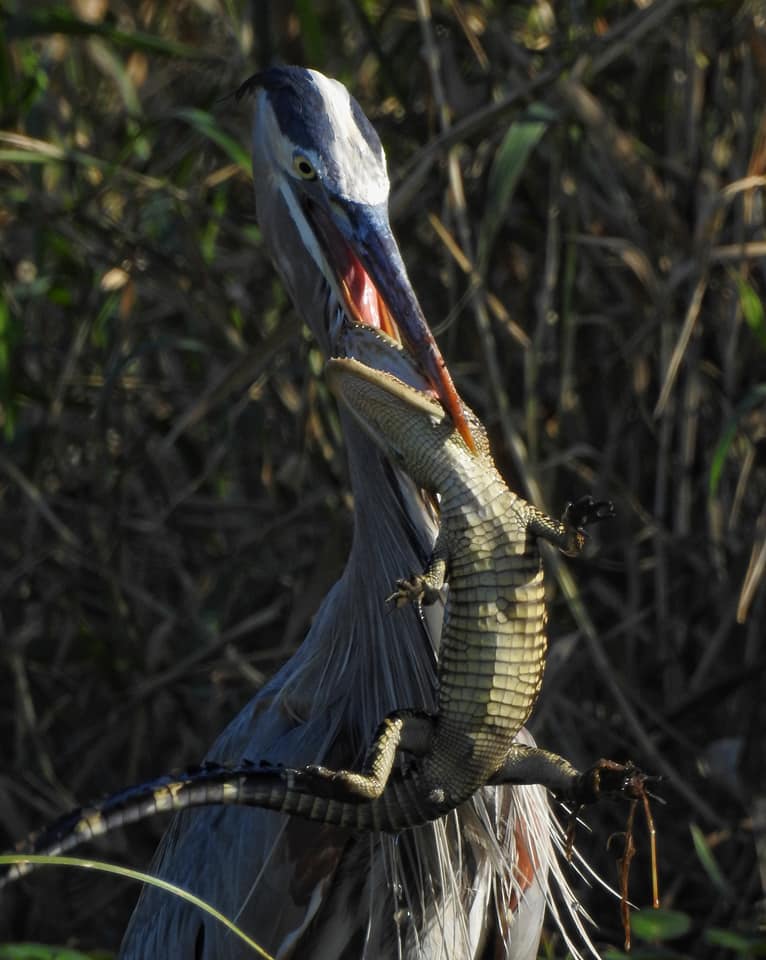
[293,155,317,180]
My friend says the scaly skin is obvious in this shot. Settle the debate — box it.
[314,356,609,815]
[3,345,626,880]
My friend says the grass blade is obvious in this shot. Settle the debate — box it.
[0,855,274,959]
[477,103,554,274]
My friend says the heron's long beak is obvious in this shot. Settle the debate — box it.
[306,199,475,452]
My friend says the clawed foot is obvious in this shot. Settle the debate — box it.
[304,763,333,779]
[566,758,661,951]
[574,758,654,805]
[563,495,615,532]
[387,575,439,608]
[300,764,356,799]
[302,764,380,800]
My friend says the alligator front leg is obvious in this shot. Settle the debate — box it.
[308,535,449,801]
[528,495,615,557]
[387,528,449,608]
[307,709,434,799]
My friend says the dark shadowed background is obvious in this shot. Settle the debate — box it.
[0,1,764,957]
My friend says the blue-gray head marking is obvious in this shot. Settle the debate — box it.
[237,66,388,204]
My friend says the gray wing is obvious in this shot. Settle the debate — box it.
[118,581,435,956]
[119,451,449,959]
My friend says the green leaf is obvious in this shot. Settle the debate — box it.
[705,927,766,953]
[86,35,142,118]
[0,945,106,959]
[0,135,185,198]
[294,0,325,65]
[736,276,766,351]
[0,149,53,164]
[631,908,692,941]
[708,384,766,497]
[0,296,19,440]
[5,7,206,59]
[690,824,736,899]
[0,854,274,959]
[604,948,684,960]
[477,103,555,274]
[174,108,251,174]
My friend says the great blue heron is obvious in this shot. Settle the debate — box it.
[120,66,593,960]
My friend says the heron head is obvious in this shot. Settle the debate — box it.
[238,66,474,451]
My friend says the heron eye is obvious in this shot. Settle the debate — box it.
[293,155,317,180]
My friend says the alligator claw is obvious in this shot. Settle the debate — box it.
[563,495,616,531]
[575,758,651,804]
[387,575,427,608]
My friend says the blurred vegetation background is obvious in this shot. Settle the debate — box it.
[0,1,764,957]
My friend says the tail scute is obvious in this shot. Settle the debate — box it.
[1,762,435,887]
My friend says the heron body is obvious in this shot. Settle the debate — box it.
[114,68,595,958]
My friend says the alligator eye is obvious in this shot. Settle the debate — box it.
[293,155,317,180]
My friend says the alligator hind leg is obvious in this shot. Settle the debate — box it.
[489,743,582,794]
[492,745,660,950]
[307,709,434,800]
[489,743,649,806]
[528,495,615,557]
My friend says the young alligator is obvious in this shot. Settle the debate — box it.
[3,347,641,882]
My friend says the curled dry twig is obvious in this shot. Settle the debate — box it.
[566,759,662,951]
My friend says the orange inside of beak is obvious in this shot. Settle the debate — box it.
[339,249,400,343]
[309,201,476,452]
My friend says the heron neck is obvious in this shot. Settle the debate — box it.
[340,408,437,588]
